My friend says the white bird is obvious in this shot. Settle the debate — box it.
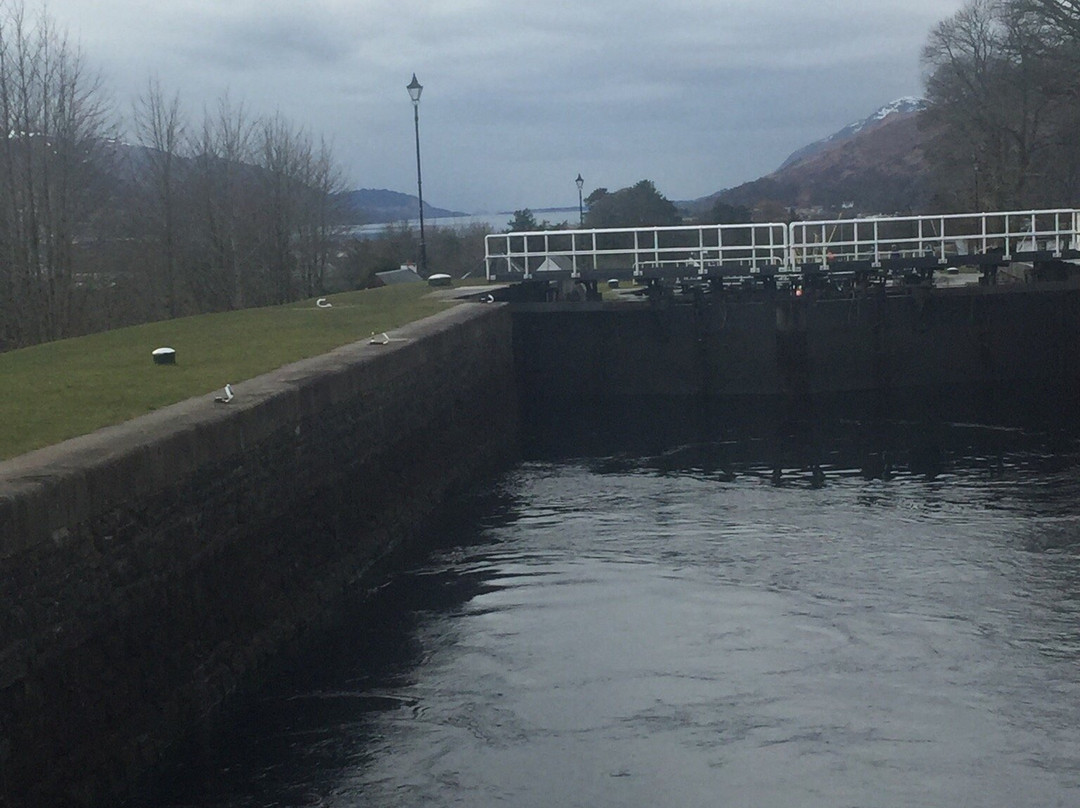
[214,383,234,403]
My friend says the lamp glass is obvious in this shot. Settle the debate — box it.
[407,74,423,104]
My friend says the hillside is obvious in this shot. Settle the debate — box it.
[80,141,465,229]
[334,188,465,225]
[777,97,925,171]
[699,99,932,219]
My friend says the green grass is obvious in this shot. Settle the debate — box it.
[0,284,457,460]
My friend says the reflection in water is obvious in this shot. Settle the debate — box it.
[134,395,1080,808]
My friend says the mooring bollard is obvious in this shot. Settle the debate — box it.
[151,347,176,365]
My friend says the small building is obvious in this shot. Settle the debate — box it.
[375,264,424,285]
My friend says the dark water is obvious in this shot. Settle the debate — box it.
[138,396,1080,808]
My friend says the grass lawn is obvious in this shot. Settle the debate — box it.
[0,284,457,461]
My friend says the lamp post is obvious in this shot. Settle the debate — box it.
[575,173,584,226]
[407,73,428,276]
[973,158,981,211]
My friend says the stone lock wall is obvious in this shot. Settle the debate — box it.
[0,303,518,807]
[511,284,1080,402]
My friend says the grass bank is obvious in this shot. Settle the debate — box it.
[0,284,457,460]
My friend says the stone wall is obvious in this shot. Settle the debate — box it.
[0,303,518,807]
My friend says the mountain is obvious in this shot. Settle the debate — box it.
[698,98,932,219]
[777,97,926,171]
[94,142,464,227]
[334,188,465,225]
[90,140,466,227]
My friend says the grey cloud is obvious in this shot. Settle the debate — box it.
[45,0,967,212]
[177,14,356,70]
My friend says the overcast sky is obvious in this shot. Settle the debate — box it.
[45,0,966,214]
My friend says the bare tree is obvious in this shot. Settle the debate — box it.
[0,1,110,348]
[133,78,187,317]
[255,113,304,303]
[923,0,1080,209]
[251,115,343,303]
[0,5,348,348]
[294,137,343,298]
[189,94,256,309]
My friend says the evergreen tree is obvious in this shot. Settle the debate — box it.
[583,180,681,228]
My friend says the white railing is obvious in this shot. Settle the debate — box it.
[484,208,1080,281]
[789,209,1080,269]
[485,222,787,279]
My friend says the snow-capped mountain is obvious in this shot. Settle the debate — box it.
[696,97,932,217]
[778,97,927,171]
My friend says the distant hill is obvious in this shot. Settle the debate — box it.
[334,188,464,225]
[777,97,926,171]
[696,98,932,219]
[76,143,467,231]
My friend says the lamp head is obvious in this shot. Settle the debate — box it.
[407,74,423,105]
[575,173,584,191]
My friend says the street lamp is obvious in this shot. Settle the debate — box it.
[575,173,584,226]
[407,73,428,276]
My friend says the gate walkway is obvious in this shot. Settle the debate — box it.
[484,208,1080,287]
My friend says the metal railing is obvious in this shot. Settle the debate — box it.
[485,222,788,279]
[789,209,1080,269]
[484,208,1080,281]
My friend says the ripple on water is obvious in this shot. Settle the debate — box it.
[141,418,1080,808]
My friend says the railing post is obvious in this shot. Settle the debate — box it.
[699,227,707,277]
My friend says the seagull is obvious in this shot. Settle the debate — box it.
[214,383,234,404]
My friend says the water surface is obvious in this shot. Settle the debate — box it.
[139,399,1080,807]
